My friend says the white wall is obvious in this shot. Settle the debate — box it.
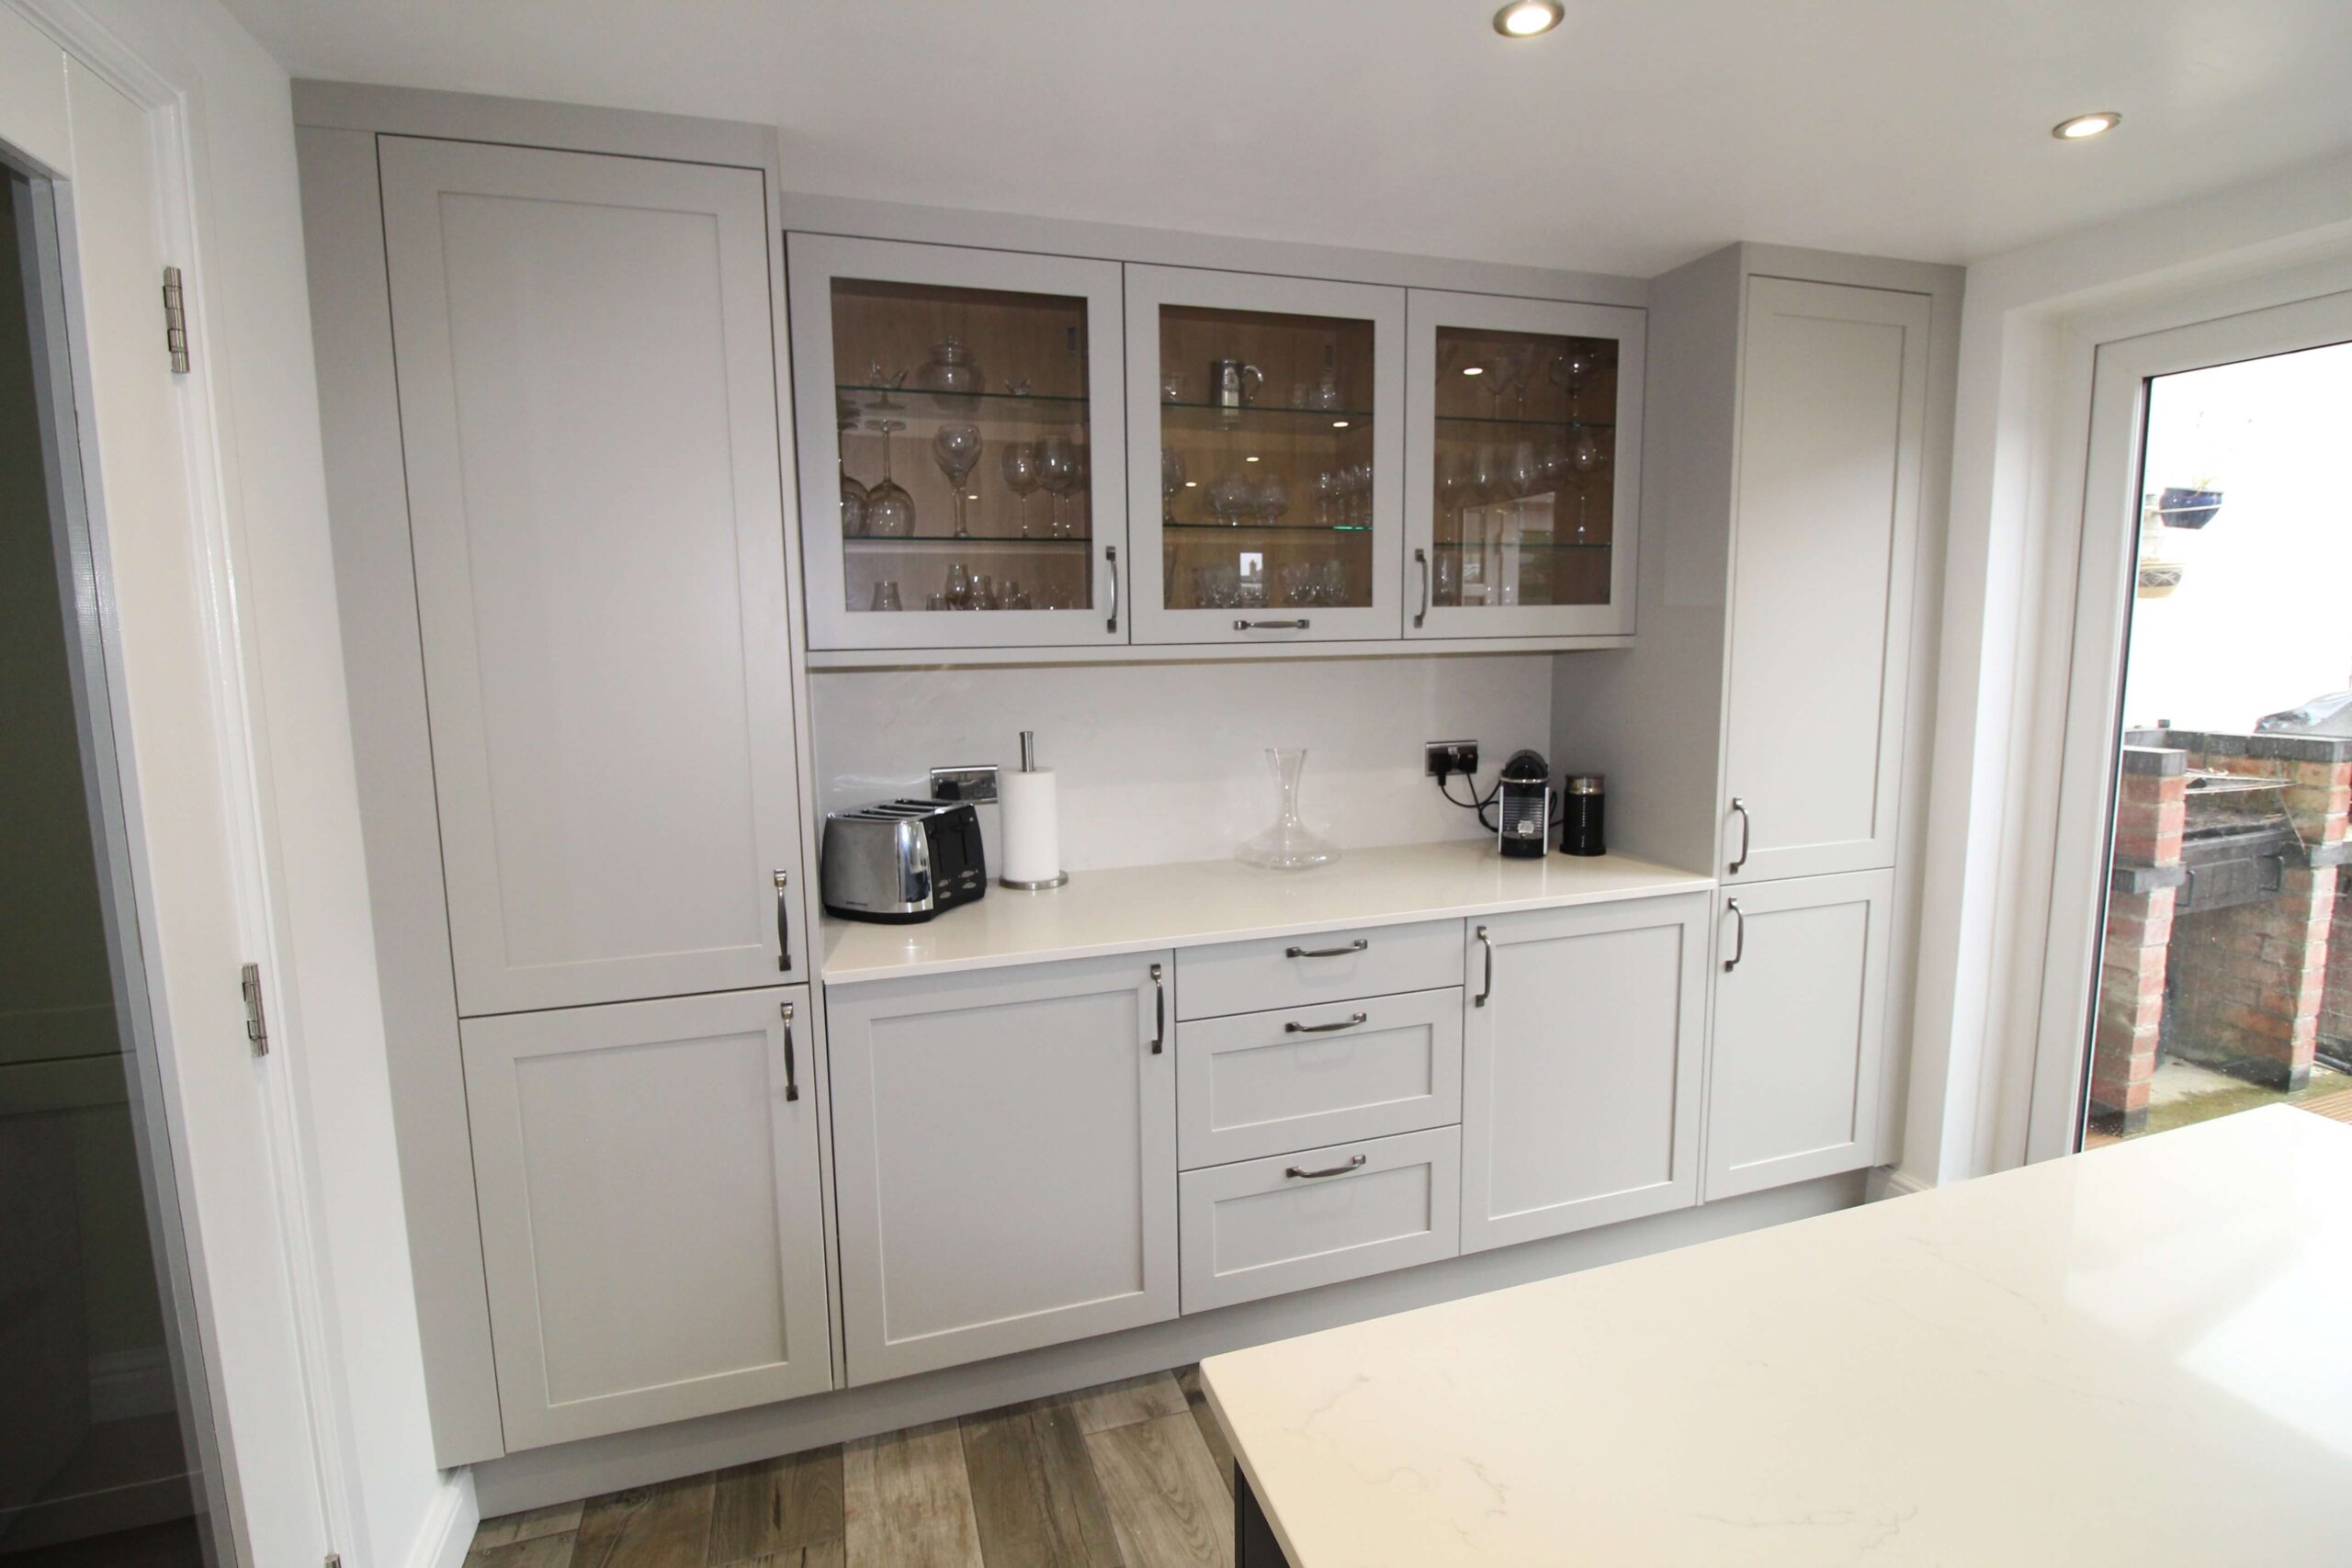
[809,656,1556,873]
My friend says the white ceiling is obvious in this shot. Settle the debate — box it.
[220,0,2352,277]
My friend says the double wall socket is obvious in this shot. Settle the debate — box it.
[1425,740,1480,779]
[928,764,999,803]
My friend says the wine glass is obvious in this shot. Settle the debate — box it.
[1036,435,1080,538]
[1254,468,1290,525]
[1160,446,1187,525]
[1001,441,1041,537]
[1207,470,1254,525]
[870,581,902,612]
[1498,344,1536,418]
[1507,440,1539,531]
[944,561,973,610]
[1549,346,1602,413]
[840,470,869,538]
[863,420,915,537]
[1570,432,1609,539]
[932,423,983,538]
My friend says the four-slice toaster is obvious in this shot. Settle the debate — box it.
[820,799,988,923]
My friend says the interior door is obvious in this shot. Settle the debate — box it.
[1720,278,1929,884]
[379,137,807,1015]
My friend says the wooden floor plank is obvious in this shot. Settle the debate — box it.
[961,1401,1123,1568]
[1174,1367,1236,1496]
[1085,1411,1234,1568]
[1068,1371,1188,1435]
[574,1473,716,1568]
[708,1445,844,1565]
[843,1418,984,1568]
[465,1532,576,1568]
[473,1500,585,1551]
[722,1548,844,1568]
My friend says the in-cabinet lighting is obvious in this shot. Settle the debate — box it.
[2052,111,2121,140]
[1461,365,1485,377]
[1493,0,1564,37]
[1332,420,1351,429]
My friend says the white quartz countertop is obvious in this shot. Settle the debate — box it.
[1201,1106,2352,1566]
[819,839,1713,984]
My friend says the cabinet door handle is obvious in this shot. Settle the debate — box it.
[1285,1153,1367,1180]
[1727,797,1751,874]
[1413,547,1430,628]
[1233,618,1310,632]
[780,999,800,1101]
[1105,545,1120,634]
[1284,938,1367,959]
[1723,898,1747,973]
[1285,1011,1367,1034]
[774,870,793,971]
[1149,962,1165,1054]
[1475,925,1495,1008]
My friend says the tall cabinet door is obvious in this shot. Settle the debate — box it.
[1460,894,1708,1253]
[1126,265,1407,645]
[1720,278,1930,884]
[379,138,807,1015]
[1404,290,1645,640]
[463,987,831,1450]
[1705,871,1894,1199]
[827,953,1177,1383]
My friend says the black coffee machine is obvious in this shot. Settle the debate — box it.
[1494,749,1553,857]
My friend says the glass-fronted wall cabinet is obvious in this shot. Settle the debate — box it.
[1404,291,1644,639]
[786,235,1129,650]
[1125,266,1405,644]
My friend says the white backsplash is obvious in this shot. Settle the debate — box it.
[808,657,1555,872]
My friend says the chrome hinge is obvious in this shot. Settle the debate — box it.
[240,962,268,1056]
[162,265,190,373]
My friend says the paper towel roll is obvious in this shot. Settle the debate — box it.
[999,767,1064,887]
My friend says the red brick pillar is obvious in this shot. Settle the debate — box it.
[2089,745,2187,1134]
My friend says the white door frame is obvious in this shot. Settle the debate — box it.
[2020,286,2352,1161]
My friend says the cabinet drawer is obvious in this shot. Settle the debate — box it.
[1176,919,1461,1021]
[1177,988,1463,1168]
[1179,1127,1460,1314]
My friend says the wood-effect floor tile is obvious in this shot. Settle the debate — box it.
[465,1532,576,1568]
[960,1399,1123,1568]
[1067,1371,1188,1435]
[1174,1368,1236,1496]
[574,1474,716,1568]
[843,1418,983,1568]
[474,1500,585,1550]
[708,1445,843,1565]
[723,1547,843,1568]
[1085,1411,1234,1568]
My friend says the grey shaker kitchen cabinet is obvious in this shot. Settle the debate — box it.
[824,953,1180,1383]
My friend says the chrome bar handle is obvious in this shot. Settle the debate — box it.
[1285,939,1368,959]
[1413,547,1430,628]
[1723,898,1747,973]
[1285,1012,1367,1034]
[1727,797,1751,874]
[1284,1153,1367,1180]
[780,999,800,1101]
[1234,618,1310,631]
[774,870,793,971]
[1475,925,1495,1008]
[1105,545,1120,633]
[1149,962,1165,1054]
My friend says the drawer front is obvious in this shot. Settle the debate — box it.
[1179,1126,1461,1314]
[1177,988,1464,1168]
[1177,919,1462,1021]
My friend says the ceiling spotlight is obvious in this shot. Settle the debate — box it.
[2052,111,2121,141]
[1493,1,1564,38]
[1332,420,1351,429]
[1462,365,1485,377]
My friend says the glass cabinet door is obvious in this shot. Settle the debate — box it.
[787,235,1128,651]
[1404,290,1644,639]
[1125,265,1405,645]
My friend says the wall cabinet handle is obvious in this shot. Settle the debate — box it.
[780,999,799,1101]
[774,870,793,971]
[1105,545,1120,633]
[1475,925,1495,1008]
[1284,938,1367,959]
[1285,1011,1367,1034]
[1284,1153,1367,1180]
[1727,797,1751,874]
[1233,618,1310,632]
[1723,898,1747,973]
[1149,962,1165,1054]
[1413,547,1430,628]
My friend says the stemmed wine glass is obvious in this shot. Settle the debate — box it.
[1001,442,1041,537]
[863,419,915,538]
[1570,432,1608,539]
[1507,439,1539,532]
[1036,435,1080,538]
[1550,346,1601,419]
[1498,344,1536,418]
[1254,468,1290,524]
[1160,446,1187,525]
[840,470,869,538]
[932,422,983,538]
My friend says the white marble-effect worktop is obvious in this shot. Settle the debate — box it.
[819,840,1713,984]
[1202,1106,2352,1566]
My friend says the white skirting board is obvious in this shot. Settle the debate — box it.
[469,1171,1863,1516]
[403,1472,480,1568]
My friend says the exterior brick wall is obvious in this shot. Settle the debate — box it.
[2328,878,2352,1062]
[2087,747,2185,1134]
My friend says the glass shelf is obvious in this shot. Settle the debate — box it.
[1161,400,1374,427]
[1163,521,1373,536]
[844,534,1091,551]
[835,384,1090,422]
[1434,413,1615,432]
[1430,537,1611,551]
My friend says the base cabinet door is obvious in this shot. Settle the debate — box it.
[827,953,1178,1382]
[1705,870,1894,1199]
[1461,894,1708,1253]
[462,987,831,1450]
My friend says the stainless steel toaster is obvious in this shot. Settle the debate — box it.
[820,799,988,923]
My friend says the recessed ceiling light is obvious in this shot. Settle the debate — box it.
[2052,111,2122,141]
[1462,365,1485,377]
[1244,455,1261,463]
[1332,420,1351,429]
[1494,0,1564,37]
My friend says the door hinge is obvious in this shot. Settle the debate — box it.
[322,1554,342,1568]
[240,962,269,1056]
[162,265,190,373]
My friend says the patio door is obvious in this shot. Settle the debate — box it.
[2026,290,2352,1159]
